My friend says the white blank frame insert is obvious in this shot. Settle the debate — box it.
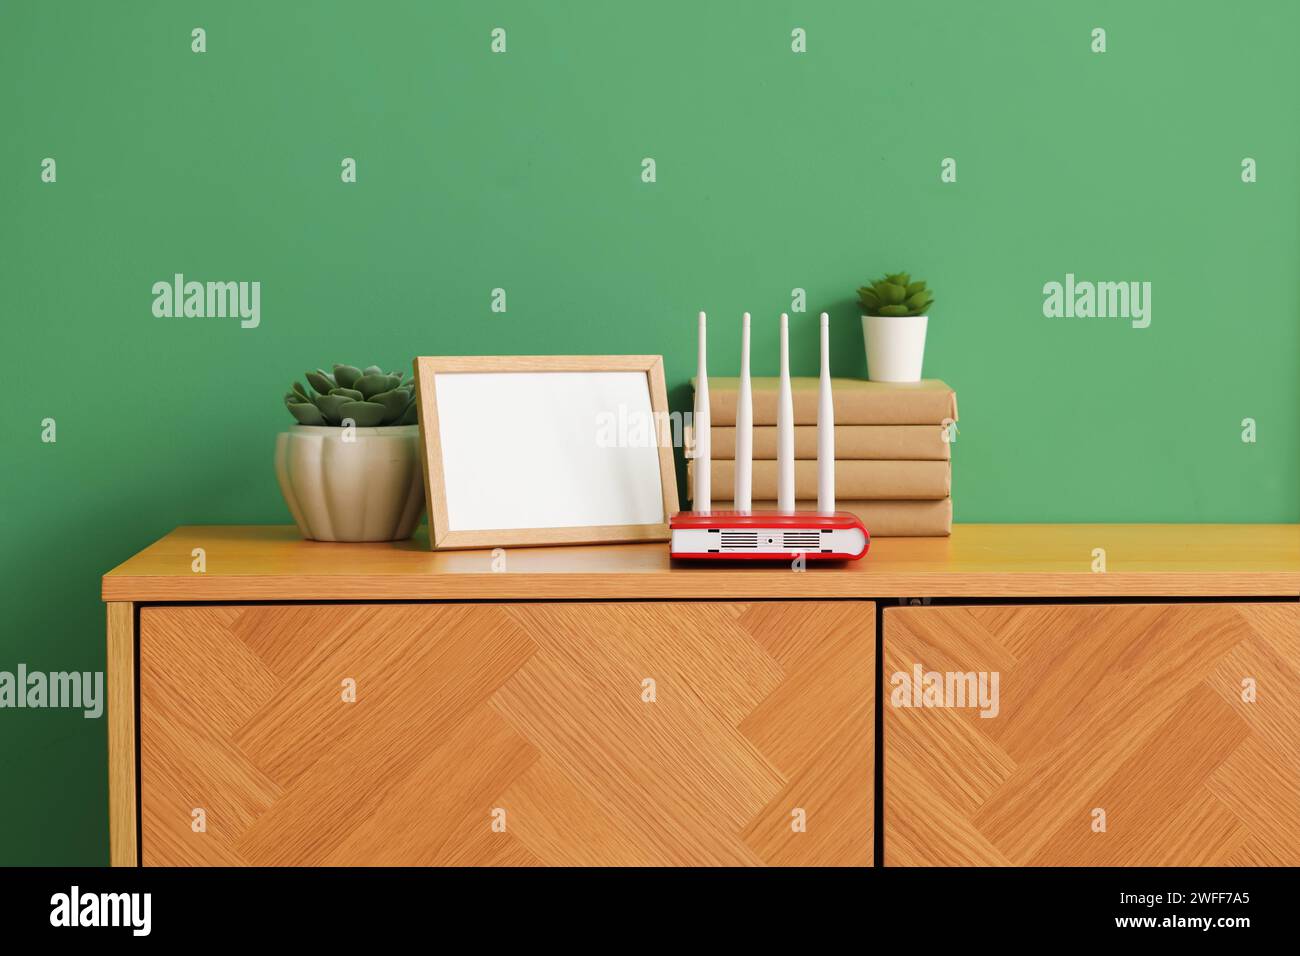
[414,355,679,550]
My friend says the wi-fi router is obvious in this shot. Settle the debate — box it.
[670,311,870,561]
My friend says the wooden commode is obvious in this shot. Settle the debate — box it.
[103,524,1300,867]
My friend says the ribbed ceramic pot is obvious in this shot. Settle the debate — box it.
[275,425,424,542]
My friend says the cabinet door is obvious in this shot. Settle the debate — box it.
[883,603,1300,866]
[140,601,873,866]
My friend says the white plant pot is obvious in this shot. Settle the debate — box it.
[863,314,929,383]
[275,425,425,542]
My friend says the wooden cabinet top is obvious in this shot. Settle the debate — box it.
[102,524,1300,601]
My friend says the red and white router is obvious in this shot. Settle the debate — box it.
[670,311,870,561]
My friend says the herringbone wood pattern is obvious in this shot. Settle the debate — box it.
[139,601,873,866]
[884,603,1300,866]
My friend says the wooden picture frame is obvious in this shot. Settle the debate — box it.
[413,355,680,550]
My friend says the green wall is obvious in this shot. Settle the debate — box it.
[1,1,1296,864]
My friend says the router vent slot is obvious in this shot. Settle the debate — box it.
[721,532,758,549]
[782,532,821,550]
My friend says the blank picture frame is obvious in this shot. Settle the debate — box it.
[413,355,680,550]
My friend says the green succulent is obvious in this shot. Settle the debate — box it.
[283,364,417,427]
[858,272,935,317]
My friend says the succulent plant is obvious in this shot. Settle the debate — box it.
[283,364,417,427]
[858,272,935,317]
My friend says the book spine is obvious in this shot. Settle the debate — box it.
[709,425,950,460]
[708,498,953,536]
[692,459,951,500]
[706,387,957,425]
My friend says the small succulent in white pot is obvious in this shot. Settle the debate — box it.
[276,364,424,542]
[859,272,935,383]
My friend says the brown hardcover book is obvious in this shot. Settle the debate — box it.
[697,377,958,425]
[709,498,953,537]
[708,424,950,460]
[689,459,950,500]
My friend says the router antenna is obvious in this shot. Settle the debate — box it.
[735,313,753,512]
[817,312,835,513]
[693,311,711,513]
[777,313,795,512]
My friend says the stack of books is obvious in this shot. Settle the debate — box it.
[688,377,957,536]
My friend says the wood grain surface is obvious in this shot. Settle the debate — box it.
[883,603,1300,866]
[103,523,1300,602]
[106,602,137,867]
[139,601,873,866]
